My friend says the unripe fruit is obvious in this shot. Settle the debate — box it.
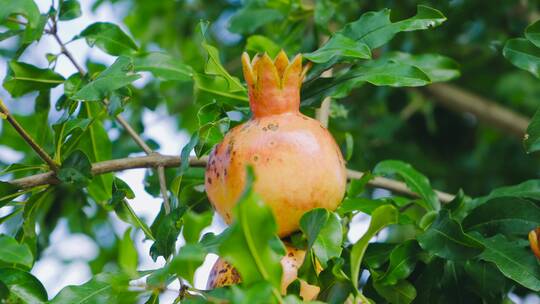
[205,51,347,236]
[207,245,320,300]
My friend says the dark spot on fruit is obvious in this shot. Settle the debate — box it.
[270,141,275,147]
[320,124,325,129]
[262,127,268,131]
[212,159,216,165]
[266,157,270,162]
[253,155,259,162]
[217,172,220,178]
[267,123,279,131]
[219,269,227,274]
[302,116,308,120]
[288,252,294,257]
[207,177,212,184]
[224,169,228,176]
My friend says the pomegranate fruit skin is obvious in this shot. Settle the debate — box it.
[205,51,347,237]
[207,245,320,301]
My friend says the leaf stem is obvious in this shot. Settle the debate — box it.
[0,99,60,172]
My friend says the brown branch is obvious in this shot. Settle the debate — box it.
[7,154,454,203]
[0,100,60,172]
[425,83,530,138]
[8,155,208,189]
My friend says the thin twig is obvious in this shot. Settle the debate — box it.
[157,166,170,213]
[6,154,454,203]
[115,115,153,154]
[51,32,85,75]
[0,99,59,172]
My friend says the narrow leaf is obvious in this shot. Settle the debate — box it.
[350,205,398,288]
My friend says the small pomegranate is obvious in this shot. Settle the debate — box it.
[205,51,347,236]
[207,245,320,300]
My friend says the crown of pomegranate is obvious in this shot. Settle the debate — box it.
[241,51,309,117]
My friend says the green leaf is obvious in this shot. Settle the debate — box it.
[349,61,431,88]
[52,118,92,161]
[23,188,55,239]
[460,179,540,219]
[133,52,193,81]
[300,209,342,268]
[110,177,135,205]
[77,103,113,202]
[0,268,47,304]
[0,0,41,42]
[179,132,199,175]
[193,73,249,105]
[245,35,281,58]
[57,150,93,186]
[218,168,283,291]
[0,235,33,270]
[50,273,133,303]
[304,33,371,64]
[78,22,138,56]
[374,160,439,211]
[3,61,65,97]
[382,52,461,82]
[0,181,20,208]
[503,38,540,78]
[149,205,186,261]
[0,29,23,42]
[229,8,283,34]
[476,234,540,291]
[118,228,138,277]
[114,200,155,241]
[73,56,140,101]
[341,5,446,49]
[376,240,420,286]
[169,243,206,285]
[525,107,540,153]
[373,279,416,304]
[418,209,483,260]
[350,205,398,288]
[525,20,540,48]
[201,42,245,93]
[59,0,81,21]
[182,210,213,244]
[346,172,374,198]
[463,197,540,236]
[463,260,508,299]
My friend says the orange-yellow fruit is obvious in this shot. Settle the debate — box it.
[207,245,320,300]
[205,51,347,237]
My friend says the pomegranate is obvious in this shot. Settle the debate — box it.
[207,244,320,300]
[205,51,347,237]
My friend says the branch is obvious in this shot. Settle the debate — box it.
[0,99,60,172]
[424,83,530,138]
[7,154,454,203]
